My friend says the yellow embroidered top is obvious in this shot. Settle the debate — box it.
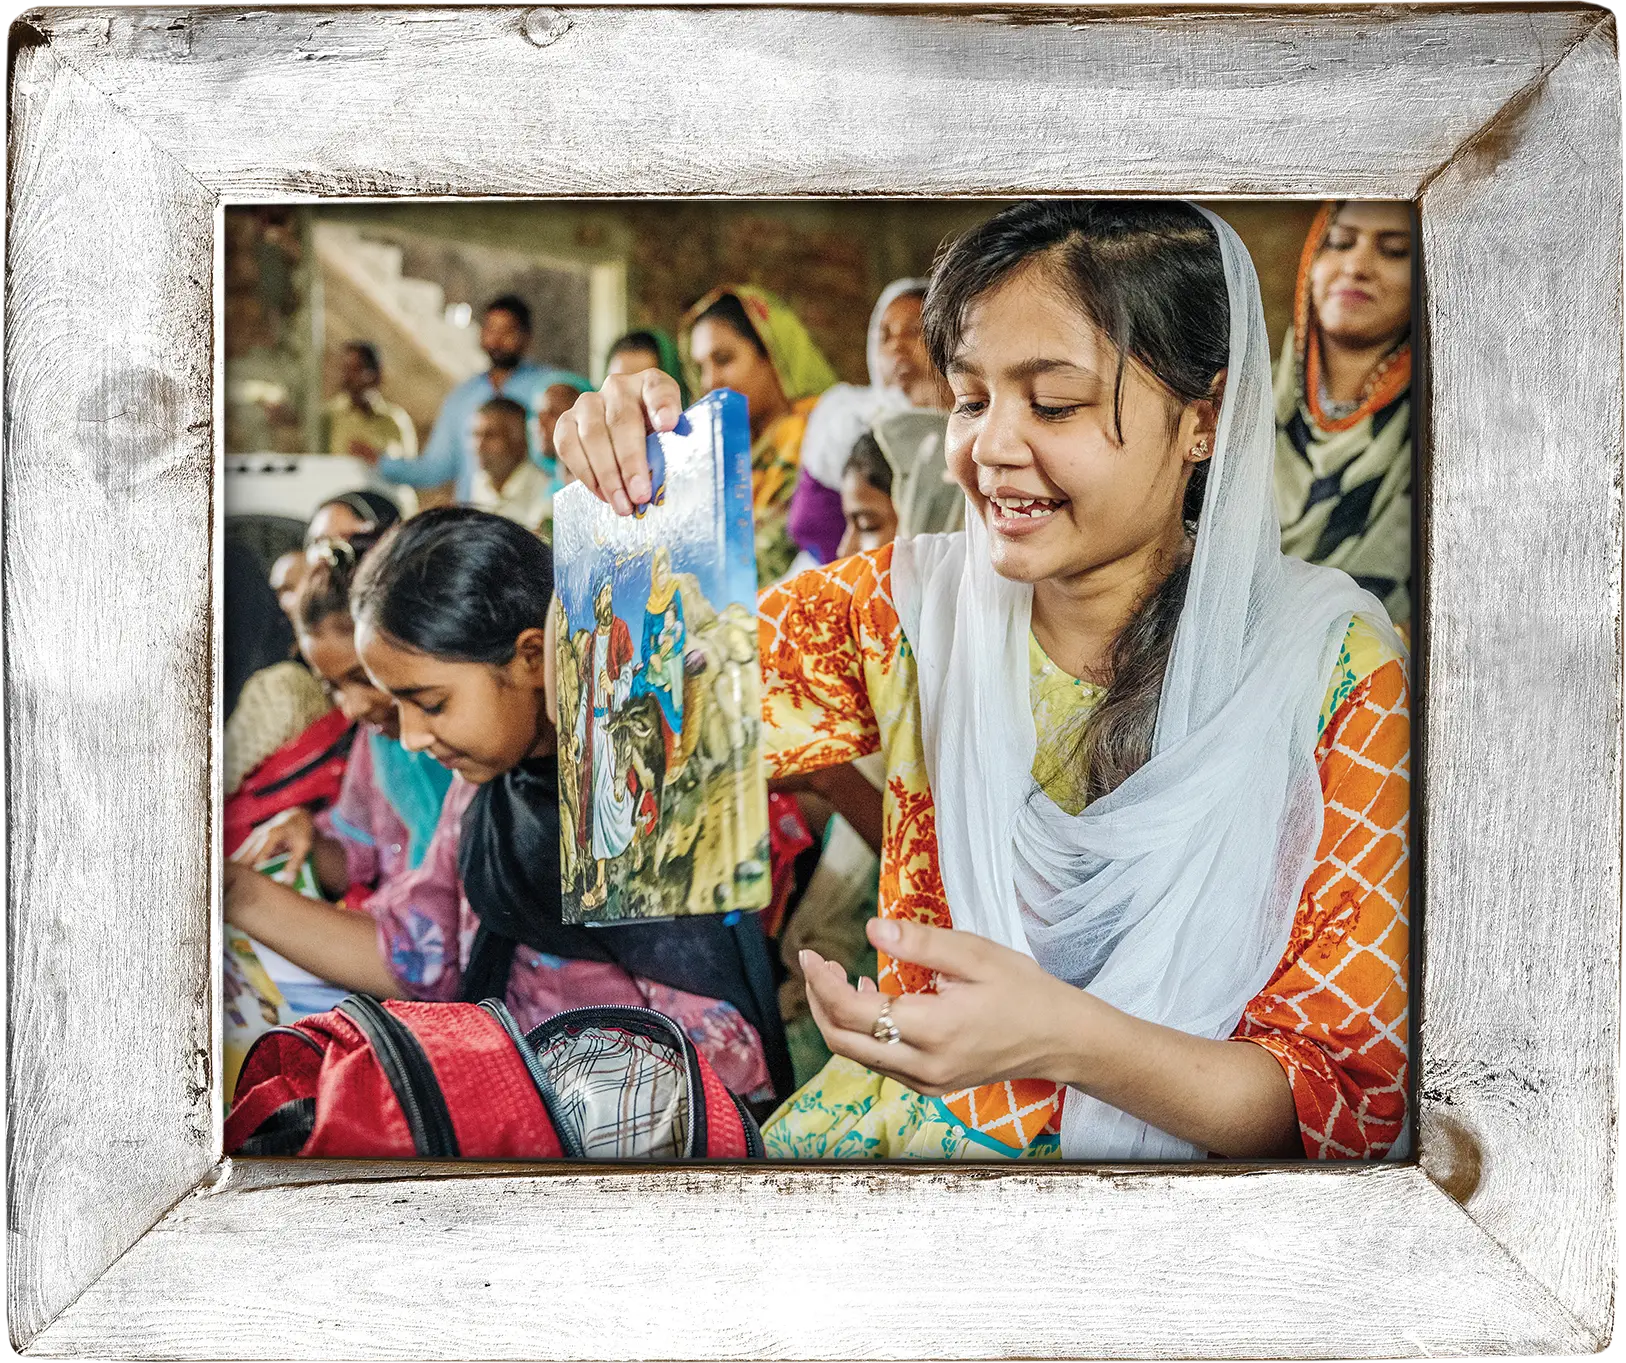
[758,544,1411,1159]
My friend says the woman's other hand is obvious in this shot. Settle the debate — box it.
[230,807,317,882]
[554,370,683,517]
[803,915,1302,1158]
[799,916,1096,1097]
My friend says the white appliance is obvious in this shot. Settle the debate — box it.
[223,452,392,524]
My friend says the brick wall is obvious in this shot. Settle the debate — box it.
[226,199,1333,458]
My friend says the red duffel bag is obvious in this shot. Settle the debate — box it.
[225,996,763,1160]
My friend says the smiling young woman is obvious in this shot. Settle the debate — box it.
[554,199,1412,1162]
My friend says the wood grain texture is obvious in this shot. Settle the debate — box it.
[1415,12,1621,1341]
[18,6,1602,199]
[4,3,1620,1358]
[22,1161,1597,1359]
[5,35,219,1350]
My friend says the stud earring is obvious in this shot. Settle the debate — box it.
[1192,439,1211,461]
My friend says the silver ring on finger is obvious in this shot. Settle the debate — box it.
[871,994,902,1045]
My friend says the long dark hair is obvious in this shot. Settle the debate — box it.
[923,200,1229,801]
[350,507,554,664]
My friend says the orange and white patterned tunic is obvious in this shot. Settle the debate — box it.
[757,544,1410,1160]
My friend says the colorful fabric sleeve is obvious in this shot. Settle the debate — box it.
[362,777,477,1000]
[315,734,382,891]
[1235,654,1411,1158]
[758,544,898,777]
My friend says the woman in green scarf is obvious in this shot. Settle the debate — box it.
[682,286,839,584]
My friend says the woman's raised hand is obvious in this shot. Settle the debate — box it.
[554,370,685,517]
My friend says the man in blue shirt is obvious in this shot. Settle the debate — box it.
[376,293,590,502]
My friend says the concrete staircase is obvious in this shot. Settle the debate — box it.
[314,223,488,385]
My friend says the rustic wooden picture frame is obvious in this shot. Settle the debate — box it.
[6,3,1620,1356]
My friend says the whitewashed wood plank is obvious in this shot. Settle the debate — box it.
[23,1162,1598,1358]
[5,4,1620,1359]
[22,6,1599,199]
[5,37,219,1350]
[1416,13,1621,1341]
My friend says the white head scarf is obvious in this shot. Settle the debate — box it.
[872,409,961,538]
[892,205,1403,1160]
[799,278,933,490]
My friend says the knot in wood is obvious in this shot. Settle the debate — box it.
[1419,1111,1483,1205]
[75,364,186,495]
[521,8,573,48]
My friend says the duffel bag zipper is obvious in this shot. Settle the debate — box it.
[523,1004,708,1159]
[476,999,583,1158]
[336,996,460,1158]
[234,1021,325,1084]
[728,1089,766,1158]
[258,1024,324,1056]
